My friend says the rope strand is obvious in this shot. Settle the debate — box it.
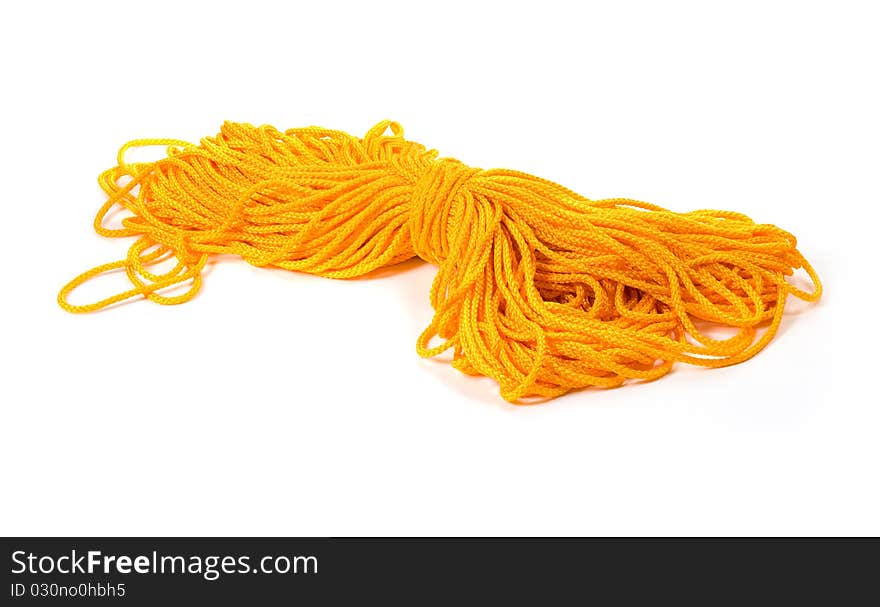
[59,121,822,402]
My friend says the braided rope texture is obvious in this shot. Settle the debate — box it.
[59,121,822,402]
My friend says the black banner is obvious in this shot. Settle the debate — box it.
[1,538,872,604]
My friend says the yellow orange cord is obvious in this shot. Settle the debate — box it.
[59,121,822,402]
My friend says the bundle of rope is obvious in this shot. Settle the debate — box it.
[59,121,822,402]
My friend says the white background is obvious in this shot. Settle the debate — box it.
[1,1,877,536]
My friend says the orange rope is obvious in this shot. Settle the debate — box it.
[59,121,822,402]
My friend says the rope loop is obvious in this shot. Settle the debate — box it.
[59,121,823,402]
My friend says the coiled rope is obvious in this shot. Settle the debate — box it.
[59,121,822,402]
